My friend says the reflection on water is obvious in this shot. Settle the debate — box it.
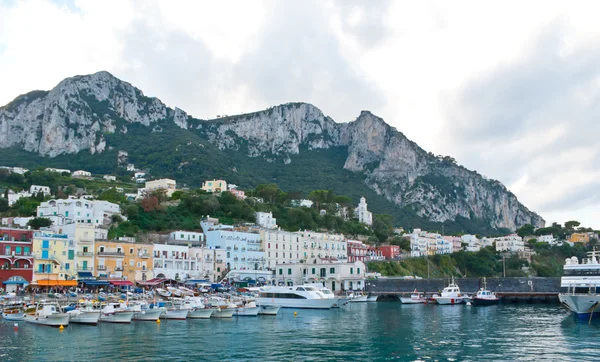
[0,303,598,361]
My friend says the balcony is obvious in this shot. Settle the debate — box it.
[97,265,107,271]
[77,267,93,272]
[114,266,124,271]
[97,251,124,257]
[138,254,150,259]
[216,259,223,263]
[77,252,94,257]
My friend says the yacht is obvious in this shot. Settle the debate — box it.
[400,290,427,304]
[257,286,337,309]
[559,250,600,319]
[24,302,70,327]
[99,302,134,323]
[472,278,500,305]
[304,283,347,307]
[432,278,466,305]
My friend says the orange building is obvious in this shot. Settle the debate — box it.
[569,233,590,243]
[94,240,153,282]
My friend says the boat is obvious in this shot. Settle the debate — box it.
[432,277,466,305]
[473,278,500,305]
[257,285,337,309]
[178,286,197,297]
[24,302,70,327]
[347,292,368,303]
[558,250,600,319]
[183,298,214,319]
[99,302,134,323]
[233,300,260,316]
[161,300,188,320]
[66,301,101,325]
[205,297,236,318]
[129,301,164,321]
[167,287,183,298]
[2,306,26,321]
[366,295,378,302]
[400,290,427,304]
[303,283,347,307]
[257,305,281,315]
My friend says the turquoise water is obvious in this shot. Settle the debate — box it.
[0,303,598,361]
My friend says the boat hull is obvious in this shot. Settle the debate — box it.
[349,295,368,303]
[233,307,260,316]
[256,297,336,309]
[163,309,188,320]
[187,308,214,319]
[257,305,280,315]
[472,297,500,306]
[211,308,235,318]
[68,311,101,325]
[559,294,600,317]
[366,296,378,302]
[133,309,163,321]
[2,311,26,321]
[100,311,134,323]
[400,298,427,304]
[25,313,70,327]
[434,297,465,305]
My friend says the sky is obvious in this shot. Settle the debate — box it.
[0,0,599,229]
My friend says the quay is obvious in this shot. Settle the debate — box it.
[366,277,561,303]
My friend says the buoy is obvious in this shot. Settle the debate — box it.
[13,322,18,331]
[156,319,161,323]
[293,311,297,317]
[59,325,64,330]
[466,302,472,306]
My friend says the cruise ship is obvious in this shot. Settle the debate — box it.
[558,249,600,319]
[257,285,337,309]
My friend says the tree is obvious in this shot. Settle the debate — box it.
[255,184,279,204]
[516,224,535,238]
[565,220,581,230]
[98,188,126,204]
[141,196,159,212]
[27,217,53,230]
[0,197,8,212]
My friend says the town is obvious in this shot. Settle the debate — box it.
[0,165,597,294]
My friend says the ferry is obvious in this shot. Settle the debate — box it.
[558,250,600,319]
[257,285,337,309]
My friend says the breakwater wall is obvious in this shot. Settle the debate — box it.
[366,277,561,302]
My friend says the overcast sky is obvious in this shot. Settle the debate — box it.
[1,0,599,229]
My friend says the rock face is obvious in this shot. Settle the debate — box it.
[0,71,545,230]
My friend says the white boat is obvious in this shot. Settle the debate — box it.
[99,302,134,323]
[157,288,172,298]
[559,250,600,319]
[205,297,236,318]
[304,283,347,307]
[257,305,281,315]
[24,302,70,327]
[129,301,164,321]
[161,301,188,320]
[473,278,500,306]
[233,300,260,316]
[187,307,214,319]
[366,295,378,302]
[348,292,368,303]
[2,307,26,321]
[400,290,427,304]
[178,287,196,297]
[66,302,101,325]
[257,286,337,309]
[432,278,466,305]
[167,287,183,298]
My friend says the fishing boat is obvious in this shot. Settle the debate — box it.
[161,300,188,320]
[257,305,281,315]
[178,286,197,297]
[432,277,466,305]
[24,302,70,327]
[2,306,26,321]
[66,301,101,325]
[233,300,260,316]
[99,302,134,323]
[157,288,172,298]
[206,297,236,318]
[400,290,427,304]
[129,301,164,321]
[183,298,214,319]
[473,278,500,305]
[167,287,183,298]
[559,250,600,319]
[348,292,368,303]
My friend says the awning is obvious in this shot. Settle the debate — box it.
[136,277,168,286]
[3,280,29,285]
[36,280,78,287]
[77,272,94,278]
[109,280,134,286]
[81,280,109,286]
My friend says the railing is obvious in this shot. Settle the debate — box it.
[77,252,94,257]
[33,254,56,260]
[77,267,93,272]
[138,254,150,259]
[97,265,107,271]
[114,266,124,271]
[97,251,124,257]
[0,252,33,257]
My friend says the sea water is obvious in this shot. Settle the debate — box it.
[0,303,598,361]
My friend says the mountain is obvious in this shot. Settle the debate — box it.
[0,71,545,233]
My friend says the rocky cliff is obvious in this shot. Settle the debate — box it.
[0,71,545,230]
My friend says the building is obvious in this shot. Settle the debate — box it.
[201,179,228,193]
[145,178,176,197]
[537,234,556,244]
[134,172,146,183]
[494,235,525,252]
[355,197,373,226]
[409,229,451,257]
[37,198,122,226]
[153,244,195,281]
[0,166,29,174]
[347,240,370,262]
[7,190,31,206]
[229,189,246,200]
[261,229,347,268]
[189,247,226,282]
[0,228,34,292]
[45,168,71,174]
[275,260,366,292]
[203,222,266,271]
[367,246,385,261]
[30,185,51,196]
[256,212,277,229]
[569,233,590,243]
[32,231,77,284]
[103,175,117,182]
[72,170,92,178]
[168,231,205,246]
[378,245,400,259]
[291,199,313,208]
[95,240,153,282]
[53,223,96,279]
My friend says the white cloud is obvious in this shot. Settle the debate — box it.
[1,0,599,228]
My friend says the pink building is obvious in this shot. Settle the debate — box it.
[229,189,246,200]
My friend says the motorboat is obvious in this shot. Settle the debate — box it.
[129,301,164,321]
[473,278,500,305]
[304,283,347,307]
[401,290,427,304]
[366,295,378,302]
[161,300,188,320]
[206,297,236,318]
[183,298,214,319]
[24,302,70,327]
[99,302,134,323]
[257,305,281,315]
[167,287,183,298]
[233,300,260,316]
[257,286,337,309]
[347,292,368,303]
[157,288,172,298]
[559,250,600,319]
[2,306,26,321]
[66,301,101,325]
[178,286,197,297]
[432,277,466,305]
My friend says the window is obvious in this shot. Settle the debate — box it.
[288,268,292,275]
[130,248,134,255]
[279,269,283,275]
[350,268,354,275]
[303,268,307,275]
[65,263,70,270]
[68,250,74,260]
[268,243,270,248]
[357,268,361,274]
[15,247,21,254]
[217,267,221,272]
[24,247,30,255]
[276,252,278,258]
[137,262,141,268]
[99,246,105,252]
[276,244,278,249]
[311,268,315,274]
[330,267,335,274]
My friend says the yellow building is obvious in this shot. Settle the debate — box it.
[95,239,153,282]
[145,178,177,197]
[569,233,590,243]
[201,179,227,193]
[32,231,77,285]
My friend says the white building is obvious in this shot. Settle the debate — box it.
[0,166,29,174]
[537,234,556,244]
[7,190,31,206]
[45,168,71,174]
[168,230,205,246]
[72,170,92,178]
[29,185,51,196]
[103,175,117,182]
[153,244,197,280]
[261,229,347,269]
[201,179,228,193]
[202,221,266,271]
[256,212,277,229]
[460,234,481,252]
[189,247,226,282]
[37,198,122,226]
[275,260,366,292]
[494,235,525,252]
[355,197,373,226]
[410,229,453,257]
[145,178,176,197]
[291,199,313,208]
